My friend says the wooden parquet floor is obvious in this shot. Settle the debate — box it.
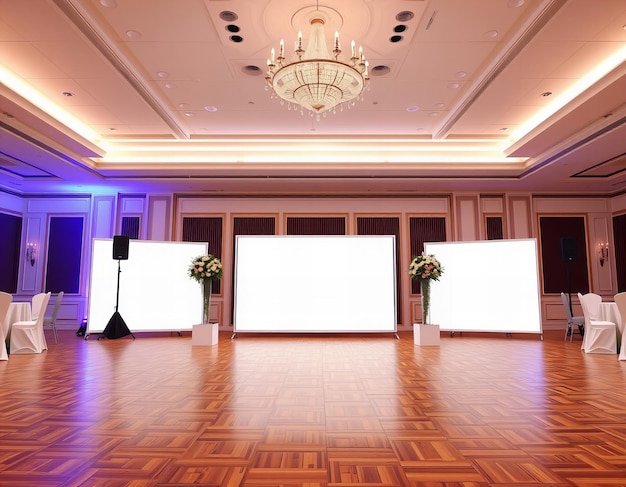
[1,330,626,487]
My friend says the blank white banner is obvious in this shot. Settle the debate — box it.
[87,239,207,333]
[234,236,397,333]
[425,239,542,334]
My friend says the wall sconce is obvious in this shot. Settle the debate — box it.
[598,242,609,267]
[26,242,37,267]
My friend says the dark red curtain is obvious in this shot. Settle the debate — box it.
[539,216,589,295]
[182,217,224,294]
[45,216,84,294]
[613,213,626,292]
[486,216,503,240]
[0,212,22,293]
[121,216,140,239]
[409,217,447,294]
[286,216,345,235]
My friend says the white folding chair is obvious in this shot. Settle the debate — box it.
[0,292,12,361]
[10,292,51,354]
[561,292,585,342]
[44,291,64,344]
[578,292,617,354]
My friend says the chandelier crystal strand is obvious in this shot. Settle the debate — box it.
[266,17,369,117]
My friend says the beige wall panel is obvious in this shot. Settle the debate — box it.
[92,196,115,238]
[509,196,531,238]
[119,196,145,214]
[147,195,172,241]
[591,214,614,294]
[481,196,504,214]
[611,193,626,213]
[27,198,90,213]
[455,195,479,241]
[534,198,609,214]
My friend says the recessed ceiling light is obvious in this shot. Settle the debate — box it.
[406,105,419,112]
[164,83,176,89]
[455,71,467,78]
[508,0,525,7]
[370,65,390,76]
[483,30,498,40]
[541,91,553,97]
[184,112,194,117]
[99,0,117,7]
[448,82,460,89]
[242,65,263,76]
[500,127,509,132]
[230,35,243,43]
[157,71,169,78]
[125,30,141,39]
[435,103,445,109]
[204,106,218,112]
[429,112,439,118]
[178,103,189,109]
[219,11,238,22]
[396,11,414,22]
[62,92,74,97]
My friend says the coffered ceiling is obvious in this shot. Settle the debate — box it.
[0,0,625,196]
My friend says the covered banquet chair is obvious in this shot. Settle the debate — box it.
[561,292,585,342]
[30,292,49,321]
[578,292,617,354]
[10,292,51,354]
[0,291,12,361]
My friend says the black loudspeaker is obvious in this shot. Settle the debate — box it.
[112,235,130,260]
[560,237,577,262]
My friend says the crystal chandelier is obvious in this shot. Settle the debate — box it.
[265,15,369,120]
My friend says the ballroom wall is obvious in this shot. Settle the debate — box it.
[1,190,624,333]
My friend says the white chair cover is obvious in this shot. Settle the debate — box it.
[0,292,12,361]
[578,292,617,354]
[30,292,49,321]
[10,292,51,354]
[613,292,626,361]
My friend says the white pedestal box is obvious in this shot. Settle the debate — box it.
[192,323,219,346]
[413,324,440,346]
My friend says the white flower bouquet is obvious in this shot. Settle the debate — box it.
[189,254,223,282]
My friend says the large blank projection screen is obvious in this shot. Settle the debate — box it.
[234,236,397,333]
[87,239,207,334]
[425,239,542,334]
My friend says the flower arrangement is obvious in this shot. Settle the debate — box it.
[408,253,443,282]
[409,253,443,325]
[189,254,223,324]
[189,254,223,282]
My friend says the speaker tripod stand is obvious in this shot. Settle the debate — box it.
[99,258,135,340]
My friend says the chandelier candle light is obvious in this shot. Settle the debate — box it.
[265,13,369,120]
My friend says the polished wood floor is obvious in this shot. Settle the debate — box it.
[1,329,626,487]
